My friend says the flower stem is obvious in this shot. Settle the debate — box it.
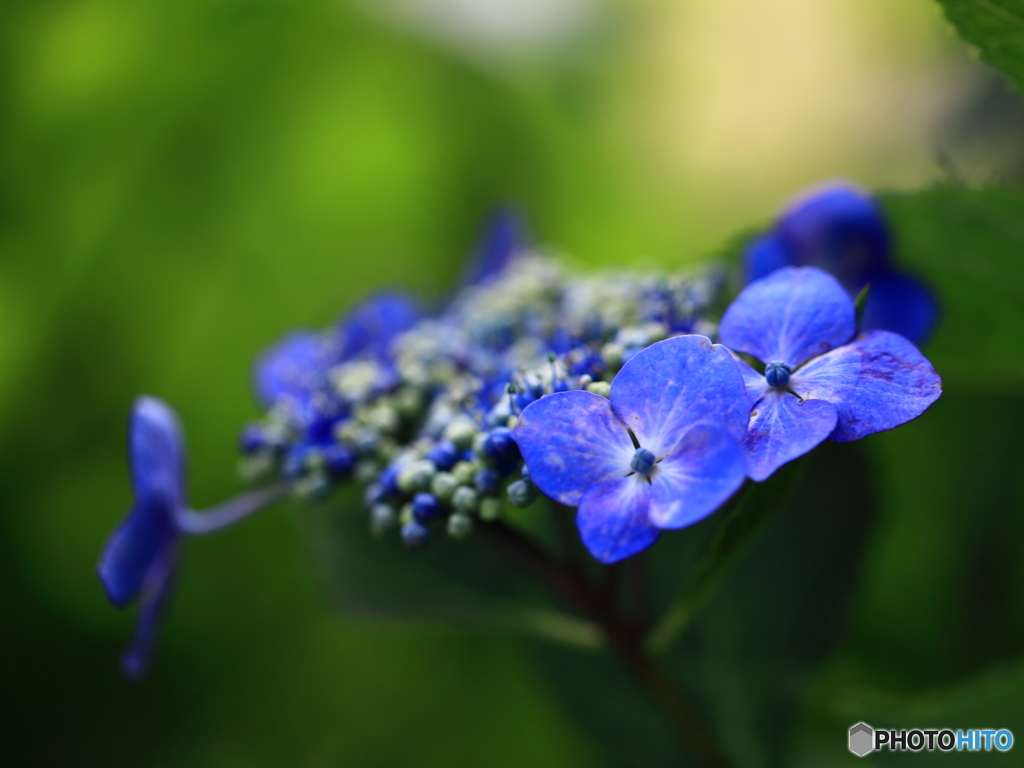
[479,518,729,768]
[176,483,288,535]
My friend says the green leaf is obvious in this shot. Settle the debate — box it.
[880,185,1024,391]
[936,0,1024,93]
[301,491,605,649]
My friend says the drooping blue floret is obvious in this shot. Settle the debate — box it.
[743,182,939,344]
[101,398,284,678]
[514,336,750,564]
[721,266,942,481]
[97,397,185,680]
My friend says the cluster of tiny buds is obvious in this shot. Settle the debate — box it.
[238,255,721,549]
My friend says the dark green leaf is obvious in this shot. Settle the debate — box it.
[936,0,1024,93]
[881,185,1024,391]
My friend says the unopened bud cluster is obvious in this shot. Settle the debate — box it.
[240,254,723,547]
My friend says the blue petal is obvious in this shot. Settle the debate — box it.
[97,499,178,607]
[253,332,332,408]
[733,355,770,403]
[461,208,525,286]
[860,271,940,346]
[576,476,659,564]
[790,330,942,442]
[129,396,186,510]
[720,267,855,368]
[776,182,890,287]
[514,391,635,506]
[610,335,749,457]
[744,233,794,284]
[120,544,180,681]
[648,424,747,528]
[337,292,423,360]
[742,390,837,481]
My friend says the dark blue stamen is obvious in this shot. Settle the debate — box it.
[764,361,792,388]
[630,447,656,475]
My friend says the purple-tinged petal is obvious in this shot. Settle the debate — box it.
[100,397,185,607]
[742,391,837,482]
[97,499,177,608]
[860,271,940,347]
[577,476,659,564]
[744,232,794,284]
[254,332,331,409]
[720,267,855,368]
[610,335,749,457]
[647,424,747,529]
[515,391,635,506]
[790,330,942,442]
[337,292,423,360]
[461,208,525,286]
[121,544,180,681]
[776,182,890,287]
[733,355,770,404]
[130,396,186,511]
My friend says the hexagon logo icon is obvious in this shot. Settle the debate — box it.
[849,722,874,757]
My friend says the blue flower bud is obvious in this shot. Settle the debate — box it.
[323,444,356,476]
[630,447,656,475]
[427,440,459,471]
[764,361,792,388]
[412,492,441,522]
[363,482,386,508]
[474,468,501,496]
[482,427,517,460]
[401,520,430,548]
[239,424,267,454]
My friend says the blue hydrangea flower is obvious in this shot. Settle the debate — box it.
[514,335,750,564]
[744,182,939,345]
[97,396,186,680]
[721,266,942,481]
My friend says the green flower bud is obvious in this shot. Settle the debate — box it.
[479,497,501,522]
[452,460,477,486]
[447,513,474,540]
[452,485,479,514]
[430,471,459,503]
[397,460,436,494]
[444,417,477,449]
[586,381,611,398]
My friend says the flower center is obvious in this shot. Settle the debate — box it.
[764,361,792,388]
[630,447,656,475]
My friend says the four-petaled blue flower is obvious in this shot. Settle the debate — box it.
[721,266,942,481]
[744,182,939,345]
[97,396,185,680]
[514,336,750,564]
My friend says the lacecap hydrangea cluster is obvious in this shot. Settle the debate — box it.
[243,239,723,551]
[97,184,943,678]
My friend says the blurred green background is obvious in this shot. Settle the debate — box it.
[4,0,1024,765]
